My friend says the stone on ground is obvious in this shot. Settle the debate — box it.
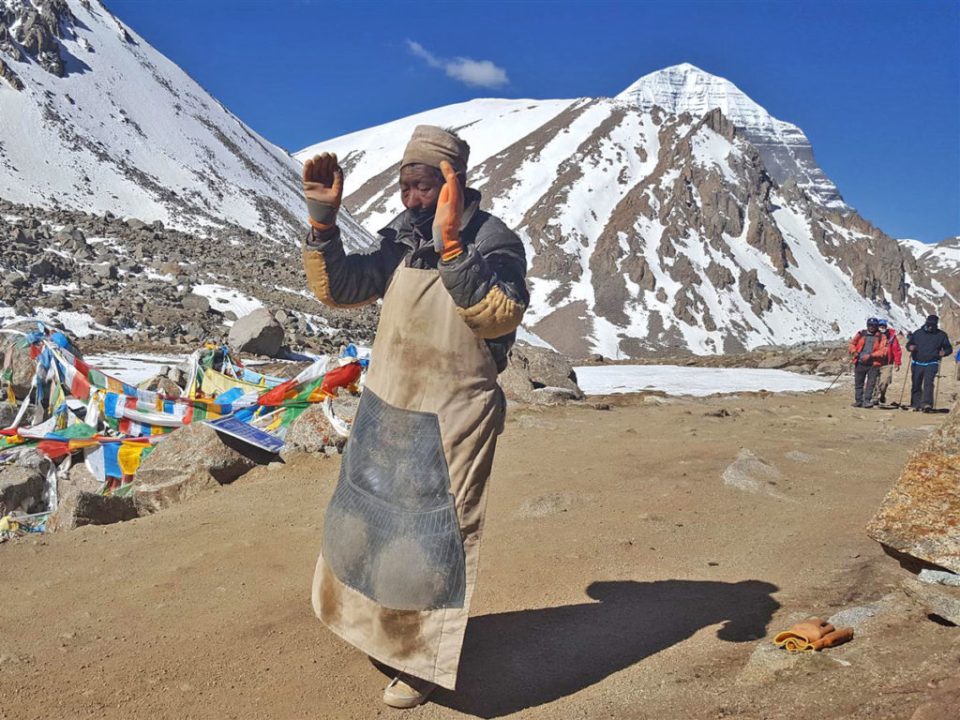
[46,492,138,532]
[721,449,786,500]
[132,422,261,514]
[901,578,960,626]
[500,343,584,405]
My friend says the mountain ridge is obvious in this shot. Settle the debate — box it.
[0,0,374,250]
[299,69,956,356]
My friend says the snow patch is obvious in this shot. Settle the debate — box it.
[84,353,187,385]
[192,284,264,318]
[574,364,831,397]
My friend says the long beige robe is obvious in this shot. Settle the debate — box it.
[312,265,504,690]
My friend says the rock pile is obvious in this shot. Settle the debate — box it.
[0,198,379,354]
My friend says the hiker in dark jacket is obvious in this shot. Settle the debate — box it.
[848,317,888,408]
[906,314,952,411]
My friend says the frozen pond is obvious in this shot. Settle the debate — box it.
[574,364,832,397]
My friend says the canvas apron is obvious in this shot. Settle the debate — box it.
[312,265,504,690]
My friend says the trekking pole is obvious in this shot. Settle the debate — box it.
[895,363,909,407]
[825,364,847,391]
[934,361,942,410]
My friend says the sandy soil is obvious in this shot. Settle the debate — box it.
[2,369,959,720]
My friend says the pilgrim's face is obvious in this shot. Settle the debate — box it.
[399,164,443,213]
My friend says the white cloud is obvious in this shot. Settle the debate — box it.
[406,40,509,89]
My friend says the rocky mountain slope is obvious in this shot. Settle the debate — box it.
[0,0,371,249]
[0,196,379,352]
[0,0,381,348]
[900,235,960,336]
[299,64,952,357]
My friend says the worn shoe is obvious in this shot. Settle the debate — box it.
[851,402,862,408]
[383,674,437,709]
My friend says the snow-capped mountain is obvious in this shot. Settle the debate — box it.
[617,64,846,210]
[901,236,960,278]
[900,236,960,336]
[298,65,950,358]
[0,0,371,248]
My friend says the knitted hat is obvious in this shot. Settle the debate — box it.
[401,125,470,174]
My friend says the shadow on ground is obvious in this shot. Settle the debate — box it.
[434,579,780,718]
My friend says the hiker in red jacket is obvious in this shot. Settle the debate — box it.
[848,317,889,408]
[872,318,902,405]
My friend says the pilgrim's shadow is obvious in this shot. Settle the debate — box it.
[434,579,779,718]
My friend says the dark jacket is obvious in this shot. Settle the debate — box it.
[302,188,529,373]
[906,325,952,364]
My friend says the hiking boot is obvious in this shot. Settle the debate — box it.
[862,403,874,409]
[851,402,862,408]
[383,673,437,709]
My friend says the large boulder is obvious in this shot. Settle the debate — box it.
[500,343,584,405]
[0,466,45,515]
[867,399,960,573]
[228,308,284,357]
[45,492,138,532]
[131,421,262,514]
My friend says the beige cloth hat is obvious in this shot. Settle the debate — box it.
[401,125,470,174]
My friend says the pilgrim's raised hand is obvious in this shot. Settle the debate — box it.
[433,160,464,262]
[303,152,343,231]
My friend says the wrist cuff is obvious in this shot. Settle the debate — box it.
[309,217,336,232]
[441,246,463,262]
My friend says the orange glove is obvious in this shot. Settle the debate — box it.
[773,617,854,653]
[303,153,343,232]
[811,627,854,650]
[432,160,463,262]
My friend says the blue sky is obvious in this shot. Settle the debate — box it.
[110,0,959,243]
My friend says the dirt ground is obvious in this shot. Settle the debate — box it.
[2,369,959,720]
